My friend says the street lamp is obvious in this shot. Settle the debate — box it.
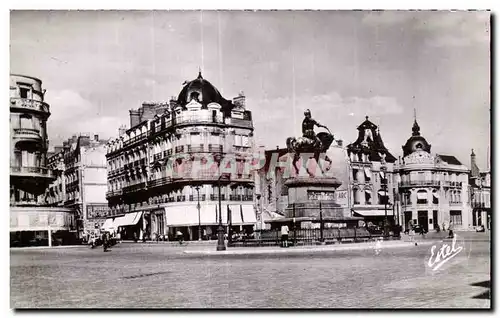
[195,185,201,241]
[381,168,388,237]
[214,154,227,251]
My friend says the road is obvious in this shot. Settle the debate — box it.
[10,234,491,308]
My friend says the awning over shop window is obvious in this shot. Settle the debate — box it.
[114,212,143,227]
[166,204,257,227]
[364,168,372,178]
[433,193,439,199]
[229,205,257,225]
[417,192,428,200]
[379,171,385,179]
[353,209,393,217]
[364,189,372,194]
[102,218,115,230]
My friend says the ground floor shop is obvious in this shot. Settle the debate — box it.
[10,206,77,247]
[401,207,471,232]
[101,202,258,241]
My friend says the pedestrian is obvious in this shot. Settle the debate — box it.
[133,232,138,243]
[448,221,454,239]
[281,224,289,248]
[176,230,184,245]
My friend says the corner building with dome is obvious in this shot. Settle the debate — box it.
[105,72,257,241]
[395,118,471,232]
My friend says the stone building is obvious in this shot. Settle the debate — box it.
[396,118,471,232]
[45,134,108,237]
[469,149,491,230]
[346,116,398,226]
[10,74,75,246]
[105,72,257,241]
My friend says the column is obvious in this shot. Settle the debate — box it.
[48,227,52,247]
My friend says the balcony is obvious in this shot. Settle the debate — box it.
[449,201,463,206]
[187,144,204,153]
[122,182,146,194]
[399,180,441,188]
[10,98,50,113]
[208,144,223,153]
[442,181,463,188]
[106,189,123,198]
[147,177,172,188]
[11,166,54,178]
[472,202,490,209]
[226,117,253,128]
[175,146,185,153]
[12,128,42,142]
[123,132,147,147]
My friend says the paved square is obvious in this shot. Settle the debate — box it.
[10,237,490,308]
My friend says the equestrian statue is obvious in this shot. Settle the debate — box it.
[286,109,334,177]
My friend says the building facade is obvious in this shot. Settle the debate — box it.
[45,134,108,237]
[10,74,75,246]
[396,119,471,232]
[346,116,398,226]
[105,72,257,241]
[469,149,491,230]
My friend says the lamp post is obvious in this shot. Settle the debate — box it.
[195,185,201,241]
[215,154,226,251]
[381,169,388,237]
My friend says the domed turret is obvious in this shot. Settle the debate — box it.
[177,71,234,113]
[402,118,431,157]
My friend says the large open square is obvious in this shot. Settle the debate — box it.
[10,234,490,309]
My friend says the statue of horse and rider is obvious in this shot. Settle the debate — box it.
[286,109,335,177]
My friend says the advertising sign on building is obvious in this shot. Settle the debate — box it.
[87,204,109,219]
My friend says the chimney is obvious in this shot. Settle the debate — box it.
[94,134,99,141]
[118,125,127,137]
[233,91,246,109]
[471,149,479,177]
[129,109,141,128]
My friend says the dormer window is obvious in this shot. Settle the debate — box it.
[189,91,200,102]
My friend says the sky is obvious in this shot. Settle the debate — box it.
[10,10,491,170]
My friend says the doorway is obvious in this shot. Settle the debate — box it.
[404,211,412,231]
[418,211,429,232]
[433,210,438,230]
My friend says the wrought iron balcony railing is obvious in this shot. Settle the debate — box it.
[10,98,50,113]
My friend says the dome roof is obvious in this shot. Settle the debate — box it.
[402,119,431,157]
[177,71,233,112]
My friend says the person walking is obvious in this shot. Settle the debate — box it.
[281,224,289,248]
[176,230,184,245]
[448,221,454,239]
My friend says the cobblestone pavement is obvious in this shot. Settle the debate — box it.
[10,235,490,309]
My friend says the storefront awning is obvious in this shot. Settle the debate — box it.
[364,189,372,194]
[102,218,115,230]
[417,192,428,200]
[378,190,388,196]
[165,204,257,227]
[433,193,439,199]
[353,209,393,217]
[379,171,385,179]
[115,212,143,227]
[229,205,257,225]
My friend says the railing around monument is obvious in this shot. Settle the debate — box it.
[229,226,400,247]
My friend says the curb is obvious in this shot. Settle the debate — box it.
[10,245,85,251]
[183,241,434,256]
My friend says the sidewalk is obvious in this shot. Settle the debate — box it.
[10,245,85,251]
[183,239,434,256]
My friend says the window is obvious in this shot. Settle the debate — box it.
[416,190,428,204]
[450,210,462,225]
[19,87,30,99]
